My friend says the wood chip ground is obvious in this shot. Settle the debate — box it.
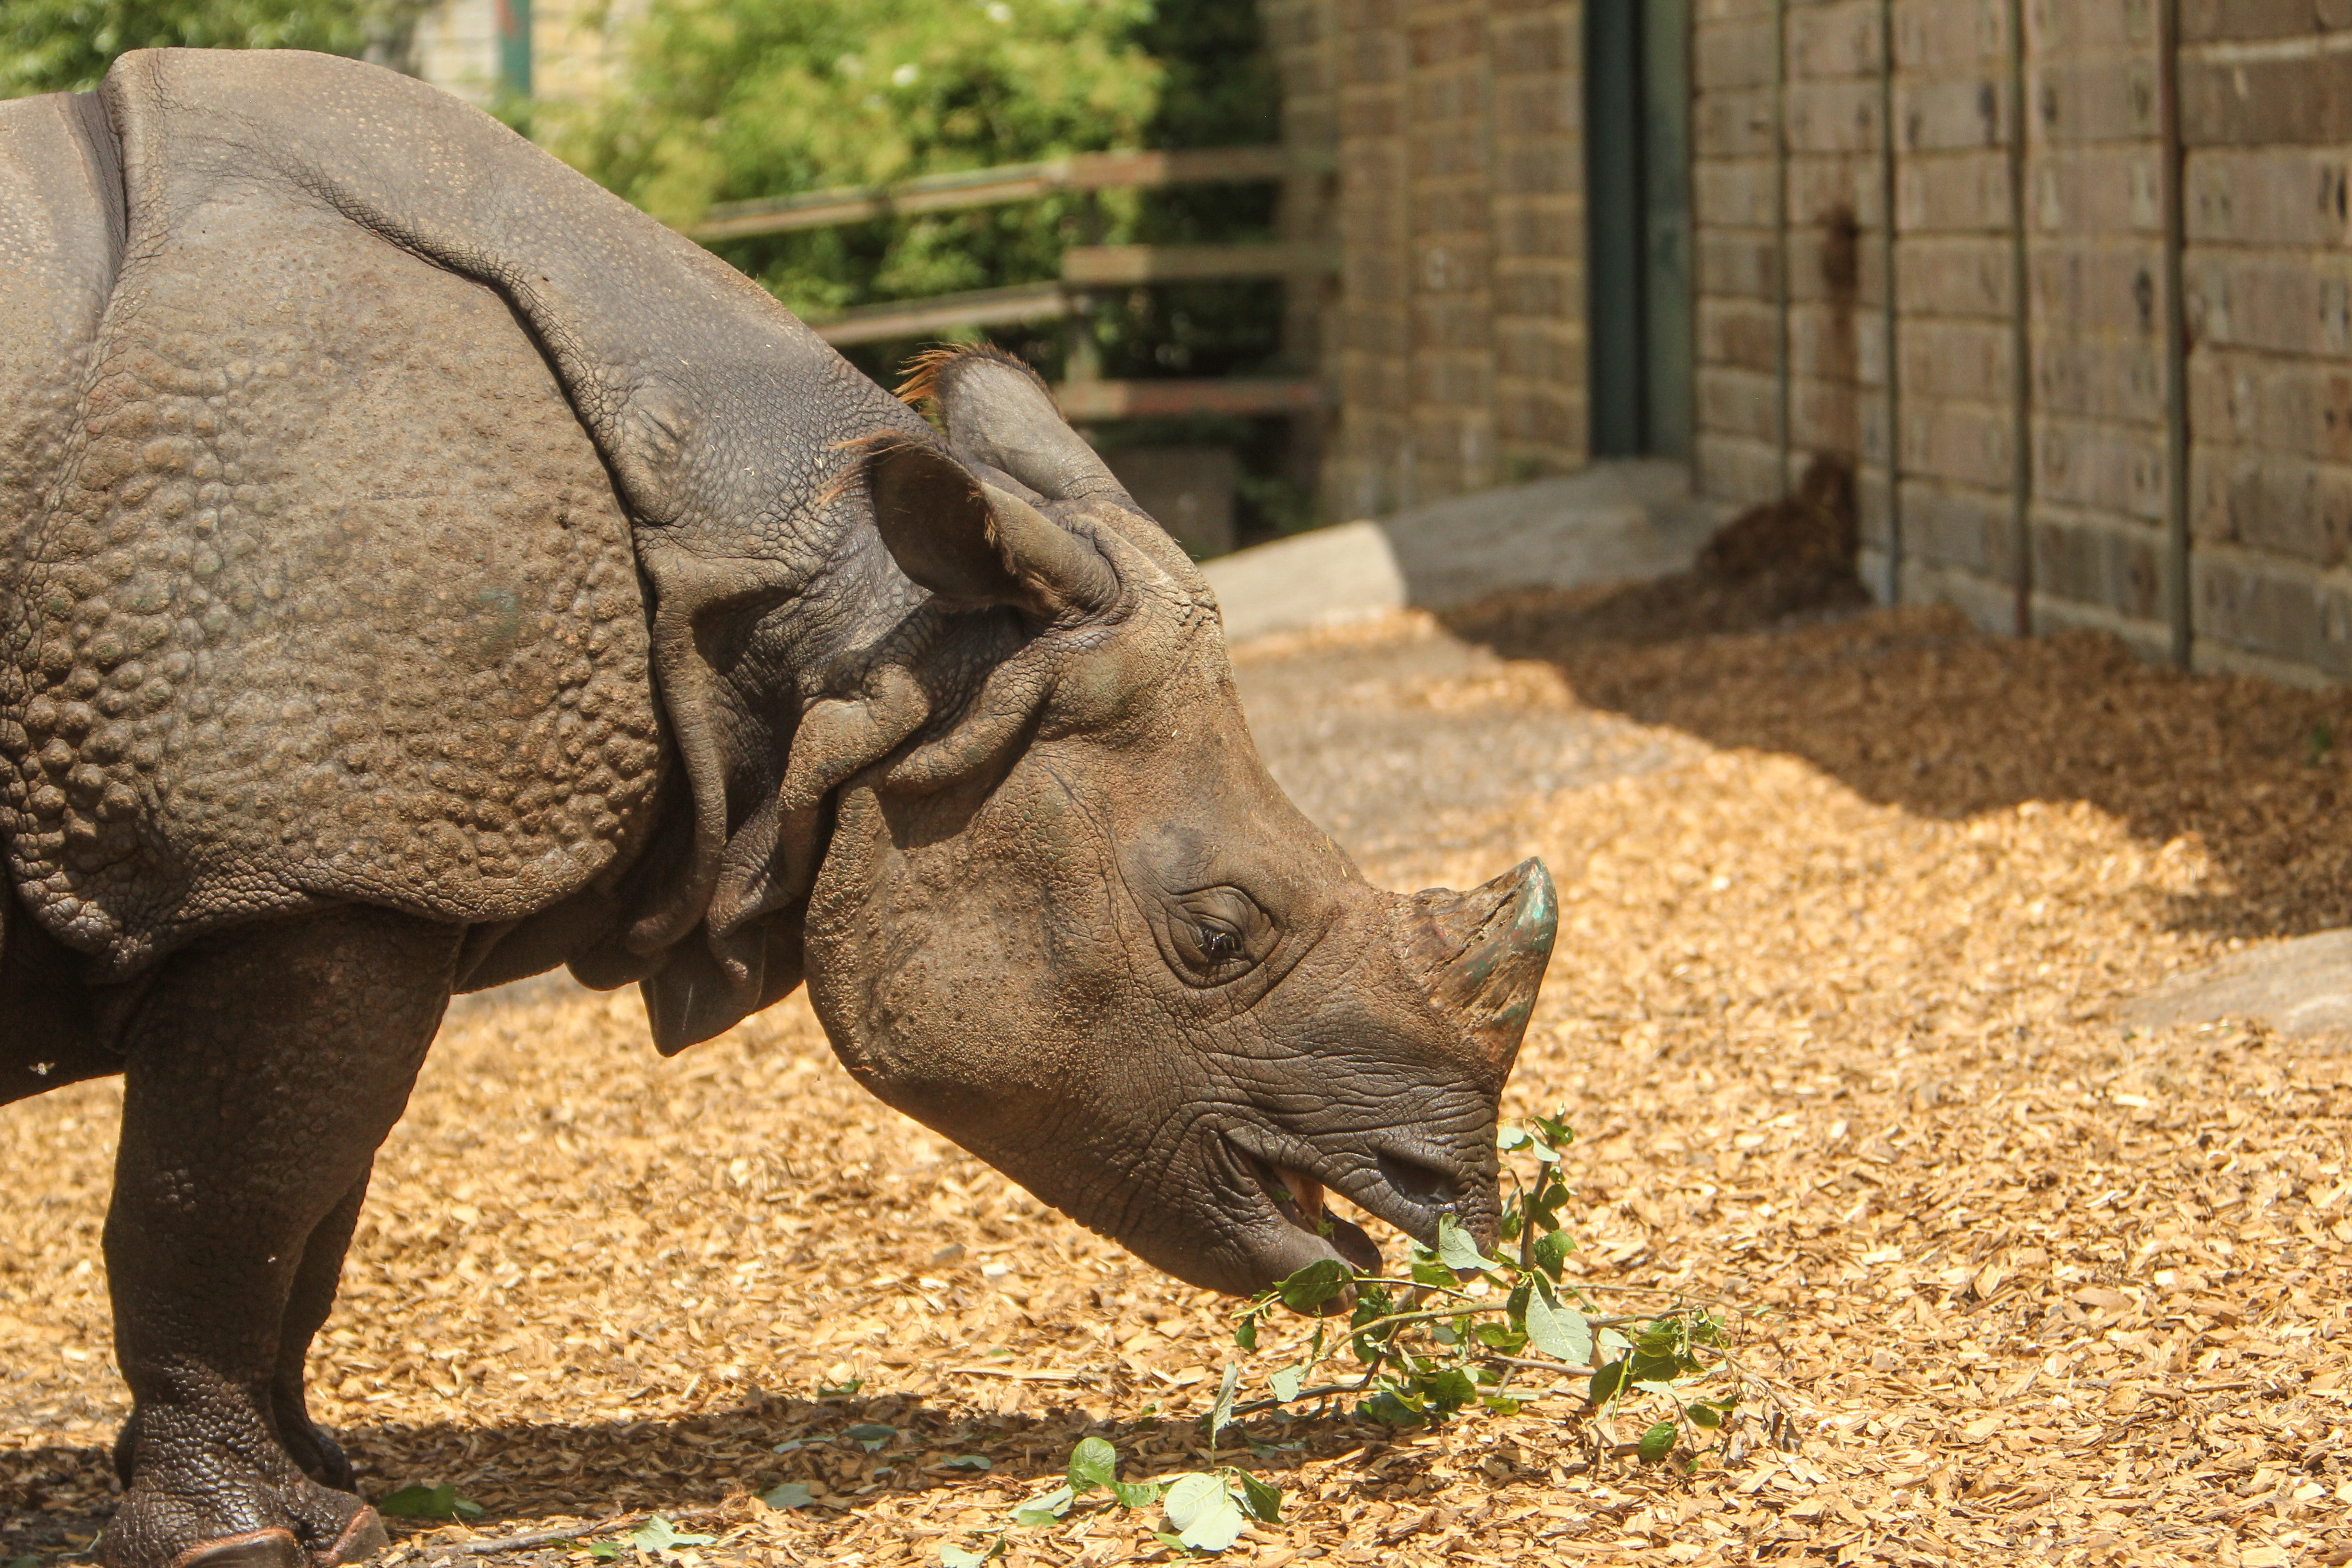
[5,601,2349,1567]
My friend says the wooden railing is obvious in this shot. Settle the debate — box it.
[677,146,1335,419]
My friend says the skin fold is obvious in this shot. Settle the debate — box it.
[0,51,1558,1568]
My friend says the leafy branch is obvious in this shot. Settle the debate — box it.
[1220,1111,1786,1467]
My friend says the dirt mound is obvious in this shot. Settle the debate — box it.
[1449,454,1873,649]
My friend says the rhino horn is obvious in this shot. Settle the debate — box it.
[1398,858,1558,1083]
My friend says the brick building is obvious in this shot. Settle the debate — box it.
[1273,1,2352,686]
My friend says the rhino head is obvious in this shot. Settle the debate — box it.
[728,349,1558,1297]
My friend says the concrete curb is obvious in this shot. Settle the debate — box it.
[1203,459,1732,644]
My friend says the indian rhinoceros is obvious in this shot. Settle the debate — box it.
[0,47,1557,1568]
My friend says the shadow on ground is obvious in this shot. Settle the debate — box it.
[2,1393,1537,1556]
[1444,577,2352,944]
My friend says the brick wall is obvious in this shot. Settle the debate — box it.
[1305,0,1588,520]
[1678,0,2352,683]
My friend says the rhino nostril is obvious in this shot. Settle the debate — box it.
[1377,1150,1456,1212]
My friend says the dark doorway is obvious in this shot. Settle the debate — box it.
[1585,0,1694,459]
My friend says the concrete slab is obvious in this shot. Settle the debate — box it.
[1202,460,1729,643]
[1202,520,1407,643]
[2122,929,2352,1038]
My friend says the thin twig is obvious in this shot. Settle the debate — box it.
[945,1365,1098,1384]
[1482,1354,1597,1377]
[392,1506,726,1560]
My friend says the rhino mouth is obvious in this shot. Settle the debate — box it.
[1244,1149,1384,1277]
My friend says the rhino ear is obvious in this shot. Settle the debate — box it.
[902,345,1129,506]
[866,436,1117,616]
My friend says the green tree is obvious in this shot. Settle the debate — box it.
[0,0,422,98]
[543,0,1164,323]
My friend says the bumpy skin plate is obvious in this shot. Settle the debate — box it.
[0,93,662,980]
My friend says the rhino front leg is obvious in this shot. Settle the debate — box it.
[98,906,461,1568]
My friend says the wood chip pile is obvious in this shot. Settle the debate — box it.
[5,602,2349,1568]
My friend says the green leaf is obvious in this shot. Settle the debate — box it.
[1068,1436,1118,1493]
[1481,1394,1524,1416]
[1234,1470,1283,1524]
[1162,1472,1247,1552]
[377,1483,483,1521]
[1434,1213,1500,1275]
[1523,1285,1593,1365]
[1108,1479,1166,1509]
[1586,1358,1627,1406]
[1233,1315,1258,1351]
[1476,1318,1528,1352]
[1360,1390,1424,1427]
[1152,1531,1192,1554]
[817,1377,865,1399]
[1409,1258,1457,1291]
[940,1548,987,1568]
[1208,1362,1240,1444]
[1418,1366,1478,1415]
[1268,1364,1304,1402]
[936,1454,993,1471]
[1531,1230,1575,1279]
[762,1482,816,1509]
[587,1544,624,1560]
[631,1517,716,1551]
[1686,1401,1724,1430]
[1275,1258,1351,1312]
[1011,1484,1074,1528]
[846,1422,897,1452]
[1637,1422,1680,1464]
[1496,1125,1531,1152]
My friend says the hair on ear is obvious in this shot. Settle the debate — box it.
[897,342,1052,415]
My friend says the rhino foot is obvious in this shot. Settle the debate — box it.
[97,1420,388,1568]
[272,1407,358,1494]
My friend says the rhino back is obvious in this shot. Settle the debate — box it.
[4,164,665,976]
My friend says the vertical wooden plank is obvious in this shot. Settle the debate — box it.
[1588,0,1647,455]
[2158,0,2191,668]
[1772,0,1794,487]
[1879,0,1902,601]
[2007,0,2033,635]
[1643,0,1697,459]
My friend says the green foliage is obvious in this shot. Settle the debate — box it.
[376,1482,484,1521]
[1221,1111,1773,1472]
[0,0,424,98]
[543,0,1162,322]
[627,1517,716,1552]
[939,1434,1278,1561]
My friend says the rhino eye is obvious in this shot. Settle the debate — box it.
[1166,886,1267,984]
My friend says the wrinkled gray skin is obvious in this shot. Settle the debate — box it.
[0,50,1558,1568]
